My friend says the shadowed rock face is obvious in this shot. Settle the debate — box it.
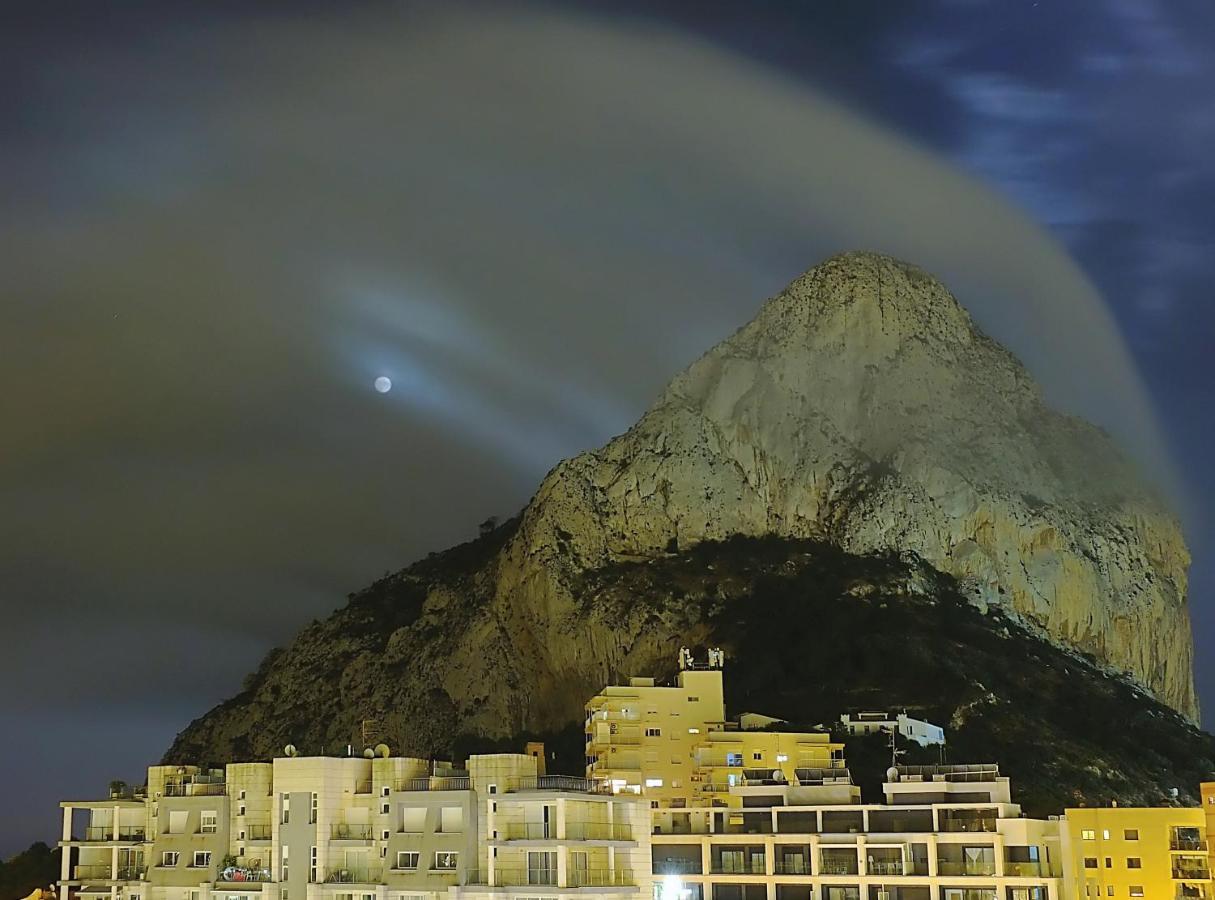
[167,251,1196,773]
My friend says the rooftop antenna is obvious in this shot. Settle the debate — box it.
[889,727,906,770]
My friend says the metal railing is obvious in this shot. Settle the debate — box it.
[246,824,272,840]
[323,867,383,884]
[940,816,998,833]
[354,780,373,794]
[896,764,999,782]
[710,860,766,875]
[508,775,611,794]
[818,860,859,876]
[164,782,226,797]
[865,860,904,876]
[395,776,471,792]
[655,860,702,875]
[330,823,373,840]
[794,767,852,785]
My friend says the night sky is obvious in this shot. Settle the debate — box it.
[3,1,1213,855]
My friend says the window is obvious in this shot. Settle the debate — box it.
[753,752,762,761]
[688,696,699,702]
[281,795,290,825]
[281,846,289,881]
[401,808,425,833]
[1103,829,1111,840]
[1124,829,1139,840]
[726,752,743,767]
[438,807,463,833]
[239,790,247,800]
[161,852,179,868]
[1105,857,1112,868]
[688,728,700,734]
[381,803,390,815]
[239,805,246,816]
[434,852,458,871]
[396,852,419,870]
[776,754,788,763]
[1129,888,1144,897]
[281,891,287,900]
[1082,829,1095,840]
[200,811,218,834]
[381,830,390,841]
[645,778,663,788]
[310,793,318,825]
[310,846,317,883]
[168,810,187,834]
[1127,857,1141,868]
[381,786,390,797]
[645,728,662,737]
[192,851,211,869]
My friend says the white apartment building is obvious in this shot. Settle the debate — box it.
[59,748,649,900]
[838,714,945,749]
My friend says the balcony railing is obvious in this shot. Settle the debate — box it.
[1004,861,1045,877]
[1173,864,1213,881]
[509,775,611,794]
[83,827,145,841]
[566,822,632,841]
[587,733,641,746]
[395,776,471,792]
[323,867,383,884]
[939,816,998,834]
[818,860,859,876]
[1177,887,1210,900]
[164,782,226,797]
[217,866,273,884]
[569,869,635,887]
[330,823,373,840]
[1173,839,1210,852]
[74,865,113,880]
[773,860,811,875]
[655,860,702,875]
[502,823,556,840]
[937,861,997,877]
[897,764,1000,783]
[711,860,766,875]
[492,868,558,887]
[865,860,904,876]
[245,824,272,840]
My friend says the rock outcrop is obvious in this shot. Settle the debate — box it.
[167,251,1198,782]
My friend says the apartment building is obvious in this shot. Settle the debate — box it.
[1059,805,1214,899]
[584,656,848,827]
[59,748,649,900]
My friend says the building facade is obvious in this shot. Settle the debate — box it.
[59,751,649,900]
[838,714,945,749]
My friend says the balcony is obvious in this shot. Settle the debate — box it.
[116,867,146,881]
[394,776,471,792]
[323,867,383,884]
[330,823,373,840]
[1173,839,1211,852]
[74,865,113,880]
[937,861,997,877]
[83,827,145,842]
[818,860,859,877]
[710,860,766,876]
[865,860,904,877]
[354,780,372,795]
[1004,861,1045,877]
[217,866,273,884]
[566,822,632,841]
[773,860,811,876]
[569,869,635,887]
[1177,887,1210,900]
[897,764,999,783]
[164,782,225,797]
[939,814,998,834]
[1173,863,1213,881]
[245,824,272,841]
[492,868,558,887]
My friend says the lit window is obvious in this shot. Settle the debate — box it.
[776,754,788,763]
[1129,888,1144,897]
[645,779,663,788]
[200,811,218,834]
[1103,829,1111,840]
[434,852,458,871]
[1082,830,1096,840]
[688,728,700,734]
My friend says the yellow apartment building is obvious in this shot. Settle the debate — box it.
[1058,805,1212,899]
[584,651,847,828]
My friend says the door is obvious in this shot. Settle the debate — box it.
[527,851,557,885]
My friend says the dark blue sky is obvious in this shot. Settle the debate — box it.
[2,0,1212,856]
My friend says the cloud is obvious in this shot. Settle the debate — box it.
[0,0,1184,853]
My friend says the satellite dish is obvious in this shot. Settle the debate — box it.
[772,770,785,782]
[886,766,900,782]
[375,744,391,758]
[363,748,375,759]
[283,744,298,758]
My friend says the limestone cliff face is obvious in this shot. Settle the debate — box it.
[167,251,1196,772]
[518,251,1194,717]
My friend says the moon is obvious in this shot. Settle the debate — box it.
[373,376,392,393]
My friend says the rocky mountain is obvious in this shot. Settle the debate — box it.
[167,251,1202,808]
